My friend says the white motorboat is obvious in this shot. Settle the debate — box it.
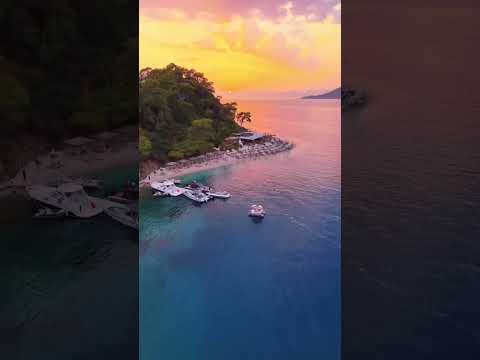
[207,191,231,199]
[248,204,266,218]
[185,180,206,190]
[27,183,105,218]
[151,180,185,197]
[150,180,172,192]
[186,181,215,194]
[166,186,185,197]
[33,207,66,219]
[152,191,167,197]
[105,205,138,230]
[183,189,210,203]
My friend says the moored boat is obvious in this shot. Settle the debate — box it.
[33,207,66,219]
[27,183,104,218]
[152,191,167,197]
[183,189,210,203]
[184,180,205,190]
[105,205,138,229]
[248,204,266,218]
[207,191,231,199]
[151,180,185,196]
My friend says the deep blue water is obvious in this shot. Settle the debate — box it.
[1,165,138,358]
[140,99,340,360]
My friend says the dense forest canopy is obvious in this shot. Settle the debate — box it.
[0,0,138,141]
[139,63,242,162]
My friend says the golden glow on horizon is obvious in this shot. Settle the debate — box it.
[139,5,340,95]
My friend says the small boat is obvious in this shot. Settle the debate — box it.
[152,191,167,197]
[248,204,266,218]
[184,180,203,190]
[165,186,185,196]
[150,180,172,190]
[207,191,231,199]
[105,205,138,230]
[183,189,210,203]
[151,180,185,197]
[185,181,216,195]
[27,183,104,218]
[33,207,66,219]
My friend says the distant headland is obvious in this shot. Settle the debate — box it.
[302,87,341,99]
[302,87,367,111]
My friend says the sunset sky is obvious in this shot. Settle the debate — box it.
[140,1,340,99]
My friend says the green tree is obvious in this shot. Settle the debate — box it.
[139,64,245,162]
[236,111,252,127]
[139,130,153,156]
[0,72,30,133]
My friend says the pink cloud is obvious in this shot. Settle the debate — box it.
[140,0,340,23]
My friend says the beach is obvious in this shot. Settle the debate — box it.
[0,141,138,223]
[0,126,138,196]
[140,136,294,187]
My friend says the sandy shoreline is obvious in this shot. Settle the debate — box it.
[0,142,138,197]
[140,137,294,187]
[141,156,240,185]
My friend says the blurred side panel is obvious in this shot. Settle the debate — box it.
[0,1,139,359]
[342,1,480,359]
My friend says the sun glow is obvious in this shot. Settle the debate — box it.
[140,1,340,97]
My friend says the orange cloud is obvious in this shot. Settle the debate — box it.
[140,3,340,95]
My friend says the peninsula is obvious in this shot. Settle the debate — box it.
[302,87,341,99]
[301,86,367,110]
[139,64,293,182]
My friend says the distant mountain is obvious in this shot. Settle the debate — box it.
[302,87,341,99]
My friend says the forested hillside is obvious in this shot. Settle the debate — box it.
[139,64,241,162]
[0,1,137,141]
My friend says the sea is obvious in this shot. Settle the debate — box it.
[140,99,341,360]
[1,165,138,358]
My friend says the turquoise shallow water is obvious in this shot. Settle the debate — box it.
[140,99,341,360]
